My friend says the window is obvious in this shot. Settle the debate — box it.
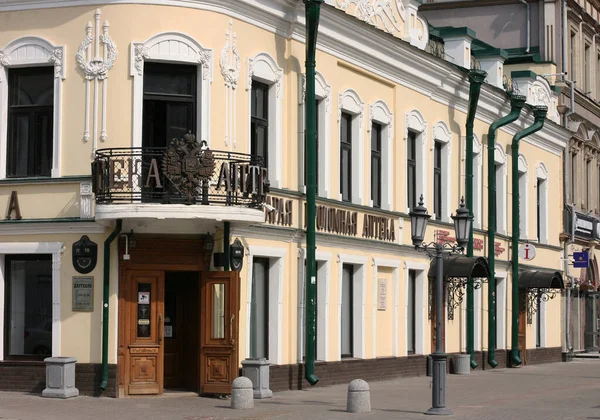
[537,178,542,243]
[407,270,416,354]
[433,141,442,220]
[340,112,352,202]
[495,163,502,229]
[304,99,320,194]
[407,132,417,211]
[341,264,354,357]
[585,43,591,92]
[4,254,52,358]
[586,159,591,211]
[142,63,196,148]
[250,257,269,359]
[518,171,526,237]
[251,81,269,165]
[536,295,542,348]
[570,31,577,82]
[571,152,576,204]
[7,67,54,178]
[536,164,549,244]
[371,123,382,208]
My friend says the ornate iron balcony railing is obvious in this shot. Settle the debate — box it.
[92,138,269,208]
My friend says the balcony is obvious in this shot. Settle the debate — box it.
[91,140,269,227]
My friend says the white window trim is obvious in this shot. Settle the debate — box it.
[245,245,285,365]
[130,32,213,148]
[0,242,64,360]
[405,110,427,212]
[247,52,283,188]
[496,271,508,349]
[337,253,367,360]
[299,72,332,197]
[472,135,483,229]
[433,121,452,222]
[536,163,549,244]
[0,37,65,179]
[495,144,508,234]
[369,100,394,210]
[338,89,365,205]
[403,260,428,356]
[518,154,529,239]
[373,258,401,357]
[537,293,547,348]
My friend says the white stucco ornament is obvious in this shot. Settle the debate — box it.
[337,0,404,33]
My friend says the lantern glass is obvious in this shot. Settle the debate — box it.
[409,195,430,247]
[451,197,472,249]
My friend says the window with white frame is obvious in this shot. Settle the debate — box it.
[518,154,528,239]
[0,37,65,179]
[407,269,417,354]
[246,246,284,364]
[433,122,451,221]
[0,242,63,361]
[535,295,546,348]
[300,72,331,197]
[337,255,366,360]
[338,90,364,205]
[495,144,508,234]
[247,53,283,187]
[405,110,427,212]
[495,272,507,349]
[472,135,483,228]
[131,32,212,149]
[536,164,549,244]
[404,262,427,355]
[369,100,393,210]
[371,123,382,208]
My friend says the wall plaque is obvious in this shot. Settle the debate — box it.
[377,278,387,311]
[72,276,94,312]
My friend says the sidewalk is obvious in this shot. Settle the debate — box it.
[1,359,599,420]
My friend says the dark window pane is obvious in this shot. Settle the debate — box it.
[372,156,381,207]
[143,63,195,96]
[407,270,416,354]
[137,283,151,338]
[7,68,54,178]
[341,264,353,357]
[6,255,52,357]
[251,82,269,167]
[434,142,442,220]
[251,258,269,359]
[340,113,352,202]
[407,132,417,211]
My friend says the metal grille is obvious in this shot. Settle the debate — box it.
[92,146,268,207]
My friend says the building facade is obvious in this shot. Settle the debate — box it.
[0,0,568,397]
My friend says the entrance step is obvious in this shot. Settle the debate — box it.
[573,352,600,359]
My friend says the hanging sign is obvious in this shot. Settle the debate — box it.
[573,251,589,268]
[518,243,536,261]
[72,235,98,274]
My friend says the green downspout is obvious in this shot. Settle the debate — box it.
[304,0,322,386]
[486,95,526,368]
[510,106,547,366]
[100,219,122,392]
[224,221,231,271]
[465,69,486,369]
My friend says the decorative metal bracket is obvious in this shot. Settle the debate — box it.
[446,277,487,320]
[526,288,558,324]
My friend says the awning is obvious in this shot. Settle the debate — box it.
[519,270,564,289]
[427,256,490,279]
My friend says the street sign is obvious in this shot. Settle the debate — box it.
[518,243,536,261]
[573,251,589,268]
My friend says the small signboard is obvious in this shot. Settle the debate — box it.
[518,243,536,261]
[573,251,590,268]
[377,278,387,311]
[138,292,150,304]
[72,276,94,312]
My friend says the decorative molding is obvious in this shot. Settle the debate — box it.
[247,52,283,98]
[77,9,117,148]
[0,36,65,178]
[336,0,404,34]
[518,153,528,173]
[80,181,93,219]
[130,32,214,148]
[339,89,366,205]
[535,163,549,180]
[338,89,365,125]
[220,20,241,148]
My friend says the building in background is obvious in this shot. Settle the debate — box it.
[0,0,569,397]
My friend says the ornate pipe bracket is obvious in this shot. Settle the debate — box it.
[446,277,488,321]
[526,288,559,324]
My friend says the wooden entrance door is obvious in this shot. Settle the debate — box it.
[127,270,165,395]
[518,289,527,365]
[200,271,239,394]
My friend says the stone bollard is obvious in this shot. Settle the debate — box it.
[346,379,371,413]
[231,376,254,410]
[42,357,79,399]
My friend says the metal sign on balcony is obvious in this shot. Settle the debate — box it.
[92,133,269,206]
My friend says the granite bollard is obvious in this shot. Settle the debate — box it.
[231,376,254,409]
[346,379,371,413]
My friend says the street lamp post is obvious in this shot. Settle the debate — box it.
[410,195,472,416]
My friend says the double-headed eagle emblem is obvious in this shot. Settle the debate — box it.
[162,132,215,205]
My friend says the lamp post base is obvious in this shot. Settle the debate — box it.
[425,353,452,416]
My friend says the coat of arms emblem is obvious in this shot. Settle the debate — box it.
[162,132,215,204]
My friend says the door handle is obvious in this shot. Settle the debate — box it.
[158,314,163,344]
[229,314,235,345]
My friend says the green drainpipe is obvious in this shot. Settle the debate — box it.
[486,94,526,368]
[465,69,486,369]
[510,106,547,366]
[304,0,323,387]
[100,219,122,392]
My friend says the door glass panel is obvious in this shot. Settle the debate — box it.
[212,283,226,339]
[341,264,353,357]
[137,283,151,338]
